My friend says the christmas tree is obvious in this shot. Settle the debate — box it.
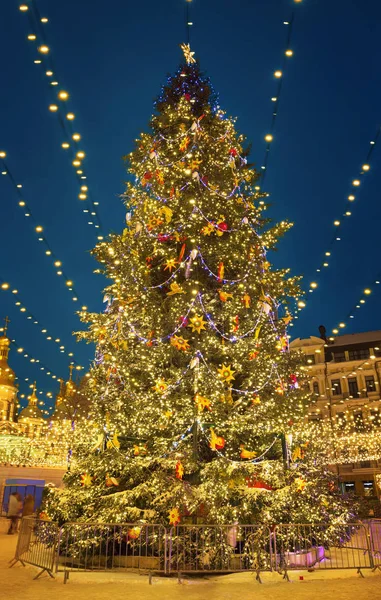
[46,45,354,530]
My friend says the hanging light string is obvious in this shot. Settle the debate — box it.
[295,126,381,321]
[18,1,104,238]
[0,278,83,367]
[0,154,87,307]
[259,2,302,188]
[329,274,381,336]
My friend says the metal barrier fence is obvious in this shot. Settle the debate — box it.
[167,524,272,576]
[10,517,381,582]
[9,516,59,579]
[56,522,166,582]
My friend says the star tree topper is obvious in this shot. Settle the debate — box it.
[180,42,196,65]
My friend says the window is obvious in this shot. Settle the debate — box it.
[353,410,364,431]
[333,351,346,363]
[305,354,315,365]
[348,348,370,361]
[370,409,381,427]
[348,377,359,397]
[363,481,374,497]
[312,381,319,396]
[365,375,376,392]
[344,481,355,494]
[331,379,342,396]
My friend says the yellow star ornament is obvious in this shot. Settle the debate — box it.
[168,507,181,526]
[218,364,236,384]
[188,315,207,334]
[164,258,177,272]
[170,335,190,352]
[194,394,212,412]
[153,379,168,394]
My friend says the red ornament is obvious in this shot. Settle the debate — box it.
[157,233,170,243]
[217,262,224,282]
[184,93,191,102]
[217,221,228,232]
[288,419,294,426]
[143,171,153,180]
[246,477,272,490]
[179,316,189,327]
[229,148,238,157]
[201,175,208,185]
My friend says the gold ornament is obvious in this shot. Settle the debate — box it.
[80,473,92,487]
[218,364,235,384]
[170,335,190,351]
[194,393,212,412]
[180,42,196,64]
[188,315,207,334]
[240,445,257,460]
[164,258,177,272]
[153,379,168,394]
[106,432,120,450]
[167,282,185,296]
[168,507,181,525]
[219,290,233,302]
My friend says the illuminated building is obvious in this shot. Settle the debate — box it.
[290,329,381,504]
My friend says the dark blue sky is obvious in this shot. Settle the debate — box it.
[1,0,381,410]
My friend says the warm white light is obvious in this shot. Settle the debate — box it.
[339,323,345,328]
[27,34,36,40]
[334,220,340,226]
[66,113,75,120]
[46,70,53,76]
[264,134,273,142]
[49,104,58,112]
[58,90,69,100]
[352,179,360,186]
[35,225,43,232]
[72,133,81,141]
[61,142,70,149]
[364,288,371,295]
[274,70,282,78]
[310,282,318,289]
[38,45,49,54]
[285,49,293,57]
[297,300,306,308]
[0,151,6,158]
[348,195,355,201]
[1,283,9,290]
[362,164,370,171]
[76,151,85,159]
[19,4,28,11]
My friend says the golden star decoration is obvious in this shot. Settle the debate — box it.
[201,222,215,236]
[170,335,190,351]
[164,258,177,272]
[167,282,185,296]
[218,364,235,384]
[80,473,92,487]
[295,477,307,492]
[180,42,196,64]
[188,315,207,334]
[194,394,212,412]
[175,461,184,480]
[153,379,168,394]
[168,507,181,526]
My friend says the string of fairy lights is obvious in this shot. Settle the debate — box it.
[0,153,88,308]
[330,275,381,336]
[18,1,104,237]
[0,278,83,367]
[294,125,381,321]
[260,7,299,187]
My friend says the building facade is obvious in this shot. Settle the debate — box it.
[290,330,381,502]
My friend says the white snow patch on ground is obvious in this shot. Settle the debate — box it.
[1,529,381,600]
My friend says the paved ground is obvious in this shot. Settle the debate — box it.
[1,529,381,600]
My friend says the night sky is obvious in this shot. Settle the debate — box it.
[1,0,381,411]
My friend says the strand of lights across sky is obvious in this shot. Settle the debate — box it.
[259,1,303,188]
[0,153,88,307]
[0,278,83,368]
[18,1,104,238]
[329,273,381,336]
[295,125,381,321]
